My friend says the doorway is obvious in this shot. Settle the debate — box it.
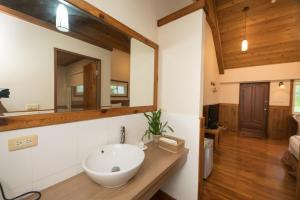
[239,82,269,138]
[54,48,101,112]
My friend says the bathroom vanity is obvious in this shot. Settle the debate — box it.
[25,143,188,200]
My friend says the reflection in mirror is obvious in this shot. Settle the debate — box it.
[0,0,155,117]
[130,39,155,107]
[55,49,101,112]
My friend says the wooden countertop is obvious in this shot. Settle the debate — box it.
[28,143,188,200]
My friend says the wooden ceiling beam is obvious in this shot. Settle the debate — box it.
[204,0,225,74]
[157,0,205,27]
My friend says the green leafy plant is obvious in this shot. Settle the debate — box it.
[143,109,174,140]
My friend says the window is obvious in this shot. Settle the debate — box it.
[110,80,128,97]
[72,85,84,97]
[293,81,300,113]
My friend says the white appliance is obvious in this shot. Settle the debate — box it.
[293,115,300,135]
[203,138,214,179]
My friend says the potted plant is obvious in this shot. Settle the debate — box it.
[143,109,174,143]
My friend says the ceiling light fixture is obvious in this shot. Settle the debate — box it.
[56,4,69,32]
[241,6,249,52]
[271,0,277,3]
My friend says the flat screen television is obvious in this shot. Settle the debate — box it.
[205,104,219,129]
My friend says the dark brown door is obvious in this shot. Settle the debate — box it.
[83,62,98,110]
[239,82,269,138]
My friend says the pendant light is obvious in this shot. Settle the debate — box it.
[241,6,249,52]
[56,4,69,32]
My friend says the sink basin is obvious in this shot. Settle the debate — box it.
[82,144,145,188]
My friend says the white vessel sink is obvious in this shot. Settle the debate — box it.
[82,144,145,188]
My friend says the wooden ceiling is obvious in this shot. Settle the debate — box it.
[215,0,300,69]
[0,0,131,53]
[57,51,84,66]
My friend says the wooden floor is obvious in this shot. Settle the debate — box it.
[202,131,297,200]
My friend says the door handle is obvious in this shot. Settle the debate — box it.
[264,108,268,111]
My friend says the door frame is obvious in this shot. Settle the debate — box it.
[238,82,270,138]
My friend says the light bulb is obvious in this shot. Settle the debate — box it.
[56,4,69,32]
[241,39,248,52]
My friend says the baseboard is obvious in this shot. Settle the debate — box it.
[151,190,176,200]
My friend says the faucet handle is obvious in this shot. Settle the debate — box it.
[120,126,126,144]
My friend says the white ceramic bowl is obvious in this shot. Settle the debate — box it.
[82,144,145,188]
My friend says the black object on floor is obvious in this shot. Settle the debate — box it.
[205,104,219,129]
[0,183,41,200]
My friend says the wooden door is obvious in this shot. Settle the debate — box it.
[83,62,98,110]
[239,82,269,138]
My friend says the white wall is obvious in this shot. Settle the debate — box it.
[269,81,291,106]
[218,62,299,106]
[219,83,240,104]
[219,81,292,106]
[203,20,219,105]
[155,0,194,19]
[86,0,158,42]
[111,49,130,82]
[220,62,300,83]
[0,13,112,112]
[158,10,205,200]
[130,39,155,107]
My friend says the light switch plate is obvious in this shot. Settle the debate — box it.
[8,135,38,151]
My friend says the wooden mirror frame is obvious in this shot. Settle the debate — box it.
[0,0,158,132]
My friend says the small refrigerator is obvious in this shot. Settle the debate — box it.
[203,138,214,179]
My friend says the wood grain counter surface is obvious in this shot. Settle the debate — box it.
[27,143,188,200]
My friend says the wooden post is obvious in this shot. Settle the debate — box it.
[198,117,205,199]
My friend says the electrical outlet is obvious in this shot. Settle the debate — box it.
[25,104,40,111]
[8,135,38,151]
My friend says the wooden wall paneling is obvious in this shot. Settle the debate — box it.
[219,103,239,131]
[157,0,205,27]
[268,106,291,139]
[198,117,205,199]
[215,0,300,69]
[204,0,225,74]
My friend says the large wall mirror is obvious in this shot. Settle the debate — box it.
[0,0,158,131]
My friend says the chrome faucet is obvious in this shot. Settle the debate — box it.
[120,126,126,144]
